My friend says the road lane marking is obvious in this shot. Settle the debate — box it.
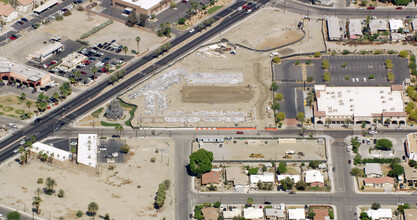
[0,136,25,153]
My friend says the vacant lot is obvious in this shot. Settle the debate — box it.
[181,86,253,103]
[0,138,174,220]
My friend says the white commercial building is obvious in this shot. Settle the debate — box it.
[288,208,305,220]
[33,0,58,14]
[31,42,64,62]
[112,0,171,16]
[277,175,301,183]
[369,20,388,34]
[389,19,404,32]
[327,17,341,40]
[314,85,406,125]
[31,142,72,162]
[77,134,98,168]
[349,19,363,39]
[243,207,264,219]
[366,209,393,220]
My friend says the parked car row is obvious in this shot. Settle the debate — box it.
[95,40,125,54]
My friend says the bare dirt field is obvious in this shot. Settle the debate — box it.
[0,138,174,220]
[181,86,253,103]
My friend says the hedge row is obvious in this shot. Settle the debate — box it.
[80,19,113,39]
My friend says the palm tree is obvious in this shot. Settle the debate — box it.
[88,202,99,215]
[135,36,141,52]
[115,125,123,136]
[20,153,26,164]
[48,153,54,164]
[45,177,57,194]
[247,197,253,206]
[26,101,32,113]
[32,196,42,214]
[325,118,332,128]
[92,66,98,81]
[35,188,43,197]
[123,46,128,56]
[53,92,59,102]
[73,71,81,84]
[70,146,76,162]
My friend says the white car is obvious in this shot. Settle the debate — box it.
[270,52,279,58]
[112,152,119,157]
[189,28,195,33]
[20,140,25,145]
[9,123,16,128]
[70,142,77,145]
[99,146,107,151]
[13,148,19,153]
[346,146,351,152]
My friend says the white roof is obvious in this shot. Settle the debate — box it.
[223,209,241,218]
[369,20,388,32]
[349,19,363,36]
[277,175,301,183]
[366,209,392,219]
[118,0,163,10]
[412,19,417,30]
[315,85,404,117]
[327,17,341,39]
[0,57,49,80]
[77,134,98,167]
[288,208,305,220]
[34,0,58,13]
[31,142,71,162]
[243,207,264,219]
[365,163,382,176]
[305,170,324,184]
[250,173,274,183]
[265,208,285,217]
[389,19,404,31]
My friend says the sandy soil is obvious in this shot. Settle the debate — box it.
[0,138,175,220]
[180,86,253,103]
[255,30,304,50]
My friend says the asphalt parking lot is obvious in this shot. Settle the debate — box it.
[274,55,409,86]
[99,139,126,163]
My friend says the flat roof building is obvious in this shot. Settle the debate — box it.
[369,20,388,34]
[405,133,417,161]
[77,134,98,168]
[112,0,171,16]
[305,170,324,187]
[31,142,72,166]
[201,207,218,220]
[225,167,248,186]
[366,209,392,219]
[349,19,363,39]
[404,165,417,183]
[404,209,417,220]
[277,174,301,183]
[389,19,404,32]
[314,85,406,125]
[365,163,383,178]
[327,17,341,40]
[250,173,274,187]
[412,19,417,31]
[0,57,50,88]
[31,42,64,62]
[58,52,88,71]
[243,207,264,219]
[288,208,305,220]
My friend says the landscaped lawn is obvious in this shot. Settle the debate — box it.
[118,100,137,127]
[208,6,222,14]
[0,0,9,4]
[92,107,104,118]
[100,121,122,127]
[0,95,35,119]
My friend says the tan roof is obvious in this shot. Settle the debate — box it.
[201,170,221,185]
[313,208,329,220]
[202,207,218,220]
[404,165,417,181]
[382,112,407,117]
[404,209,417,220]
[314,102,326,117]
[364,176,394,185]
[391,84,404,91]
[17,0,35,6]
[225,167,248,186]
[0,2,16,17]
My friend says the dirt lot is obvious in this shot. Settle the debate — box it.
[0,138,174,220]
[181,86,253,103]
[193,138,327,162]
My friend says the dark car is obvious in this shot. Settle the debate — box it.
[332,166,336,172]
[395,7,403,9]
[367,6,375,9]
[34,118,42,123]
[111,39,116,43]
[21,18,28,22]
[289,191,296,194]
[236,131,243,134]
[348,160,352,164]
[34,132,40,137]
[32,89,37,94]
[17,21,24,25]
[112,135,120,138]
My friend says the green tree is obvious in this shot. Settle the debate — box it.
[178,17,186,25]
[213,201,221,208]
[409,160,417,167]
[88,202,99,215]
[247,197,253,206]
[92,66,98,81]
[388,163,404,177]
[127,11,137,25]
[271,102,280,111]
[277,161,287,174]
[70,146,76,162]
[45,177,57,194]
[20,92,26,100]
[385,59,393,69]
[32,196,42,214]
[26,101,32,113]
[387,72,394,82]
[135,36,141,52]
[295,180,307,190]
[123,46,128,56]
[275,112,286,122]
[189,149,213,176]
[360,212,368,219]
[275,93,284,101]
[280,177,295,190]
[76,210,83,218]
[53,92,59,101]
[309,160,321,169]
[323,72,331,82]
[139,13,148,26]
[58,189,65,198]
[248,167,258,175]
[322,60,330,69]
[314,52,321,57]
[350,167,362,177]
[375,138,393,150]
[399,50,409,58]
[38,92,45,101]
[271,82,278,91]
[371,202,381,210]
[297,112,305,125]
[308,212,316,218]
[272,57,281,63]
[7,211,21,220]
[307,76,314,82]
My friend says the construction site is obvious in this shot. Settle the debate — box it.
[120,42,275,128]
[192,137,327,162]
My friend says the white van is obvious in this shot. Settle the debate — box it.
[270,52,279,58]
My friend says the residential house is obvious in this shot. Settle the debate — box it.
[223,209,242,219]
[327,17,341,40]
[288,208,305,220]
[369,20,388,35]
[364,176,394,188]
[201,207,218,220]
[201,170,221,185]
[404,209,417,220]
[365,163,383,178]
[16,0,36,12]
[225,167,248,187]
[277,175,301,183]
[0,2,18,23]
[349,19,363,39]
[412,19,417,31]
[305,170,324,187]
[404,165,417,184]
[312,208,330,220]
[250,172,274,188]
[243,207,264,220]
[389,19,404,32]
[265,208,285,220]
[366,208,393,220]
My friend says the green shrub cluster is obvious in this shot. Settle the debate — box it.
[80,19,113,39]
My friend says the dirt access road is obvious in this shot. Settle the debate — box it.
[181,86,253,103]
